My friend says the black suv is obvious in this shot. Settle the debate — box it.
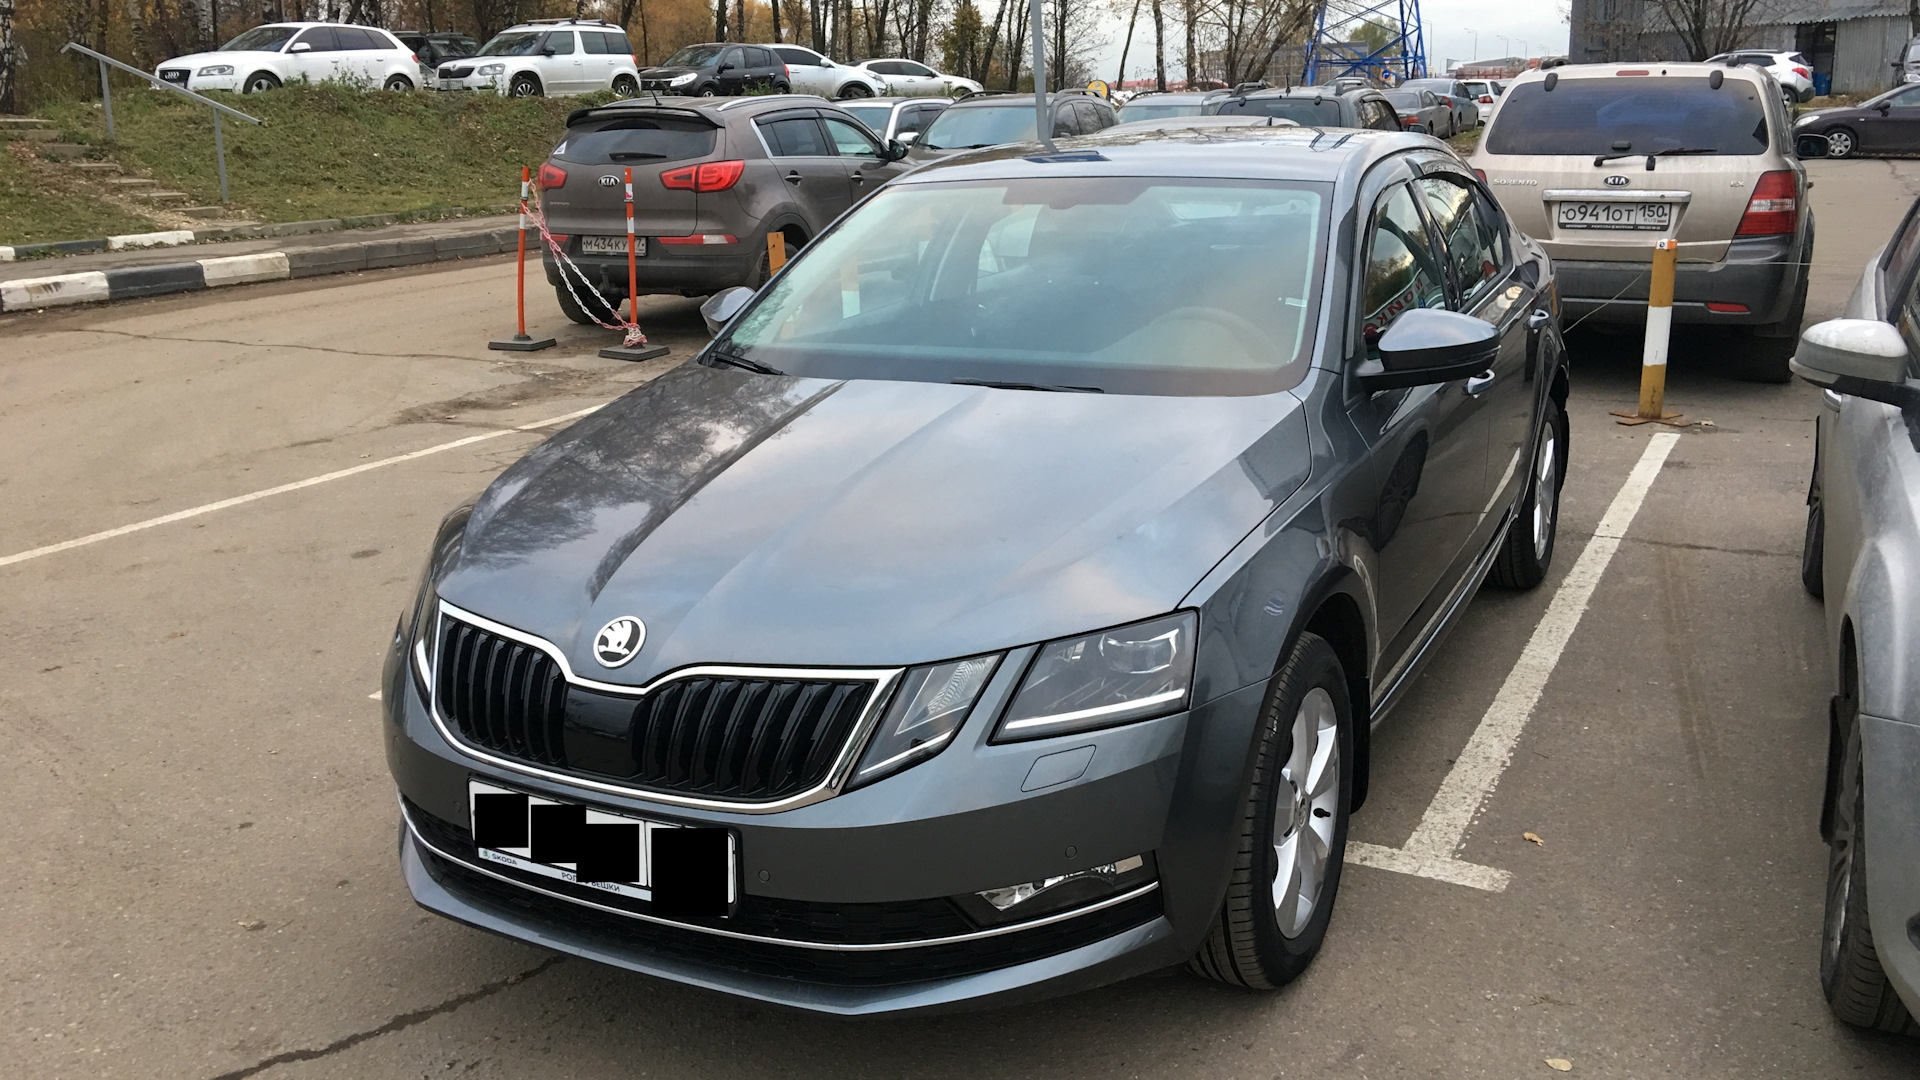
[1205,85,1403,131]
[638,43,789,96]
[908,91,1118,162]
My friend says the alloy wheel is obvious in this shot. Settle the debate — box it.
[1823,757,1858,970]
[1827,130,1854,157]
[1532,425,1559,561]
[1272,686,1340,938]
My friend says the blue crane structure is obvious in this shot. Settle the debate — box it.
[1303,0,1428,86]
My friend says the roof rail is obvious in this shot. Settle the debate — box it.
[523,17,618,26]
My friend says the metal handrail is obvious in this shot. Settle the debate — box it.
[59,41,263,204]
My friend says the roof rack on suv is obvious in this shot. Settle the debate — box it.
[522,17,619,26]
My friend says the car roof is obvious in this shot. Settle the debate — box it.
[839,97,939,107]
[944,91,1109,109]
[1517,61,1769,87]
[565,94,858,126]
[894,125,1433,186]
[1119,91,1218,102]
[1107,114,1299,133]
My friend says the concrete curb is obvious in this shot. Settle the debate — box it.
[0,227,519,312]
[0,205,517,262]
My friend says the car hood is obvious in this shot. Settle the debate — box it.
[158,51,253,68]
[438,365,1310,682]
[1796,106,1851,123]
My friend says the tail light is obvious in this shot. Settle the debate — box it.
[783,64,792,83]
[1473,168,1487,181]
[410,53,420,64]
[1480,94,1493,103]
[1736,170,1799,236]
[537,162,567,189]
[660,159,746,192]
[1793,66,1810,79]
[658,233,739,245]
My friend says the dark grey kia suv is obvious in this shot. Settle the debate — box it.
[386,125,1571,1013]
[537,95,910,322]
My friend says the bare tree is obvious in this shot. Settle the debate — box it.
[1151,0,1164,89]
[1644,0,1779,61]
[0,0,16,114]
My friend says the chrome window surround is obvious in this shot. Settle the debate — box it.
[403,798,1160,952]
[422,600,904,814]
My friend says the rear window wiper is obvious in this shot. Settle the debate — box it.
[952,378,1103,393]
[703,345,785,376]
[1594,146,1718,168]
[609,151,667,161]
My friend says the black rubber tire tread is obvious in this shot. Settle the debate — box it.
[510,74,542,98]
[1802,463,1825,598]
[554,274,617,326]
[612,75,638,97]
[1489,393,1567,590]
[1822,714,1920,1035]
[1188,632,1351,990]
[384,74,414,91]
[243,72,280,94]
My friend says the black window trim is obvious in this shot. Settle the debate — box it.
[1412,161,1514,311]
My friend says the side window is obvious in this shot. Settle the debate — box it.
[720,47,744,69]
[1416,176,1503,304]
[824,116,883,158]
[1889,86,1920,109]
[1366,100,1395,130]
[1070,101,1100,132]
[611,33,633,55]
[902,62,935,77]
[761,116,831,157]
[1879,199,1920,294]
[896,106,930,134]
[868,61,901,75]
[749,47,776,68]
[543,32,576,55]
[581,33,608,55]
[776,47,814,66]
[295,27,339,52]
[1081,100,1114,130]
[1360,183,1450,355]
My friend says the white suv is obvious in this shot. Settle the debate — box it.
[1706,50,1816,106]
[156,22,421,93]
[434,19,639,98]
[852,58,982,97]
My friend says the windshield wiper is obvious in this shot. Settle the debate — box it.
[1595,146,1718,168]
[703,345,784,376]
[952,378,1103,393]
[609,151,667,161]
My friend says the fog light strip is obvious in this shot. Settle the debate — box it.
[1351,433,1681,893]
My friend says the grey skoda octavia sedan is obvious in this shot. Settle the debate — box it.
[385,125,1572,1013]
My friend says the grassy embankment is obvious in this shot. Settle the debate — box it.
[5,84,616,246]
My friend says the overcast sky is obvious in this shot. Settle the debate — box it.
[1090,0,1573,81]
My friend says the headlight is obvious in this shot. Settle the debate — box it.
[669,71,698,86]
[847,654,999,787]
[994,612,1196,741]
[196,64,234,76]
[477,63,505,76]
[404,504,473,701]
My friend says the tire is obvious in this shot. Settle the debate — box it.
[242,71,281,94]
[612,75,638,97]
[1827,128,1857,159]
[1801,461,1825,599]
[554,272,618,326]
[1190,632,1353,990]
[1489,392,1567,589]
[838,82,874,98]
[1821,708,1920,1035]
[1782,84,1797,111]
[509,73,542,98]
[383,74,414,92]
[1744,271,1806,383]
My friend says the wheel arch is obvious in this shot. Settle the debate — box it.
[1299,588,1372,813]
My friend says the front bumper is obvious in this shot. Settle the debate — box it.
[541,245,758,297]
[1552,235,1803,327]
[1862,713,1920,1019]
[382,629,1268,1014]
[434,75,504,93]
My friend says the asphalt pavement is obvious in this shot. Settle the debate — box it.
[3,159,1919,1079]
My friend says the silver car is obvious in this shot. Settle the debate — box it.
[1793,195,1920,1036]
[764,43,887,99]
[1470,63,1814,381]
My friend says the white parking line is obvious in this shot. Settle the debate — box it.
[0,406,604,569]
[1350,431,1682,892]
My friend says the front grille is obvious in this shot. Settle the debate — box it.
[409,802,1162,986]
[437,618,569,768]
[434,616,877,801]
[438,65,474,78]
[159,69,189,84]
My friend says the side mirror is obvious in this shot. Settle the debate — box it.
[884,138,910,160]
[896,130,920,145]
[1790,319,1918,407]
[716,62,734,73]
[1877,102,1892,114]
[700,286,756,335]
[1357,309,1502,390]
[289,41,311,53]
[1795,133,1830,158]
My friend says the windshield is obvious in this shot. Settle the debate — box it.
[838,104,894,132]
[663,44,725,67]
[1210,97,1343,125]
[1117,102,1205,121]
[477,32,544,57]
[222,25,297,52]
[1486,77,1769,155]
[715,177,1328,396]
[555,116,718,165]
[922,105,1037,149]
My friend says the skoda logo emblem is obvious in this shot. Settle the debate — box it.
[599,174,619,187]
[1604,174,1630,187]
[593,617,646,667]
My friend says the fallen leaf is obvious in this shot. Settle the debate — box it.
[238,919,266,931]
[1524,831,1545,846]
[1545,1059,1572,1072]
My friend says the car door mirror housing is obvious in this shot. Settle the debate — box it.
[1790,319,1919,407]
[716,62,734,73]
[701,287,757,335]
[289,41,311,52]
[1795,133,1829,158]
[885,137,910,160]
[897,130,920,145]
[1357,308,1502,390]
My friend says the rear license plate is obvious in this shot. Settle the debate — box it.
[581,235,642,256]
[467,779,735,914]
[1556,201,1672,231]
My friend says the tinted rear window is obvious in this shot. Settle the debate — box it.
[556,117,717,165]
[1211,97,1343,125]
[1486,77,1769,156]
[1383,91,1421,108]
[1117,102,1204,121]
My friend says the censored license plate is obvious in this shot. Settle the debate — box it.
[1556,201,1672,231]
[467,779,736,916]
[581,235,643,256]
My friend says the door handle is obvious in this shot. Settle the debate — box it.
[1527,309,1551,330]
[1465,370,1496,395]
[785,172,803,184]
